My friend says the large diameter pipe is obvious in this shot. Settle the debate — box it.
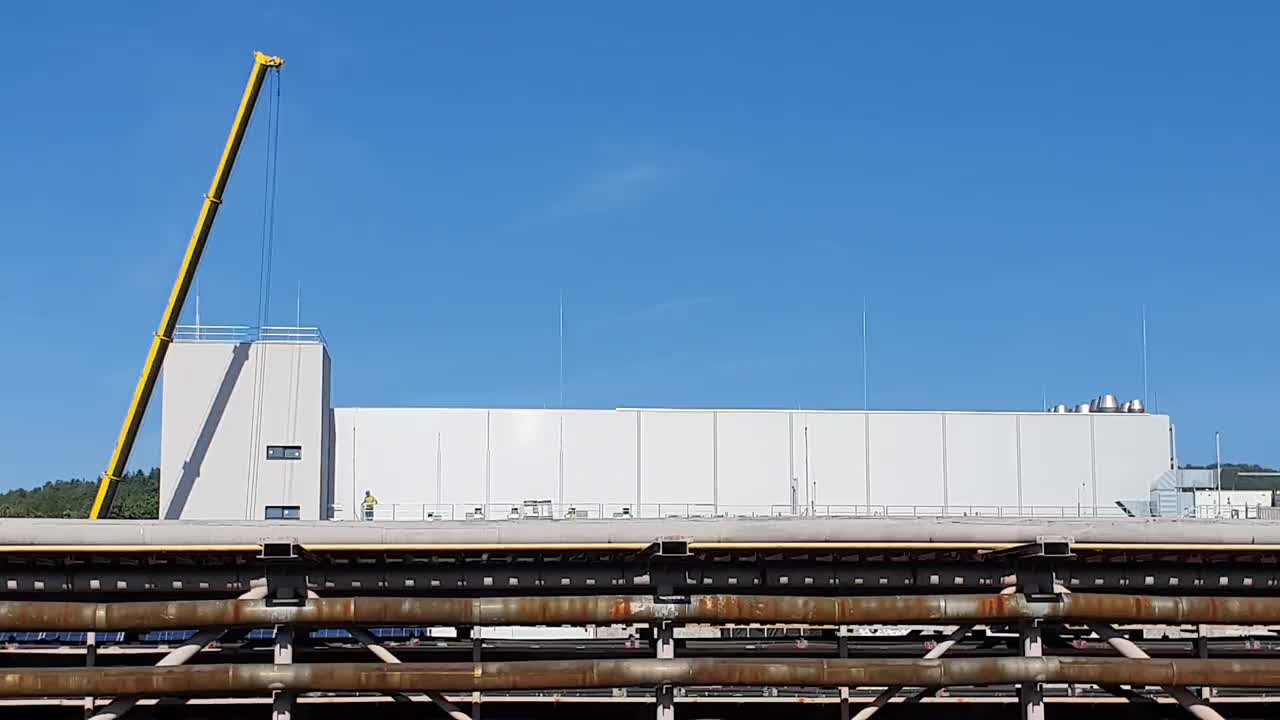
[3,658,1280,697]
[8,593,1280,631]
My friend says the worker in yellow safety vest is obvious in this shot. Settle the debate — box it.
[361,490,379,521]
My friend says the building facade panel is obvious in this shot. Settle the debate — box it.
[944,414,1019,510]
[1018,414,1093,509]
[164,339,1173,521]
[161,342,329,521]
[640,411,715,510]
[1091,414,1171,510]
[868,413,945,507]
[488,409,560,509]
[714,411,791,513]
[560,410,638,513]
[791,413,868,507]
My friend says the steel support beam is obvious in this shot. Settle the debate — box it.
[851,625,972,720]
[88,585,268,720]
[346,627,472,720]
[1090,624,1224,720]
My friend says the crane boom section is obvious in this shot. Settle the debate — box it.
[89,51,285,519]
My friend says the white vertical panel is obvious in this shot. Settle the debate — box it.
[324,406,1173,519]
[944,414,1018,509]
[488,410,559,505]
[349,409,489,509]
[561,410,637,507]
[868,413,945,507]
[715,412,790,512]
[1092,414,1171,508]
[347,409,432,505]
[428,410,489,507]
[331,409,356,519]
[641,411,714,508]
[790,413,868,506]
[1019,414,1092,508]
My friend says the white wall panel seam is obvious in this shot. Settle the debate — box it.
[557,415,565,508]
[1015,415,1023,512]
[713,412,719,514]
[484,410,491,509]
[864,415,872,506]
[941,414,949,511]
[635,412,642,514]
[1090,416,1098,515]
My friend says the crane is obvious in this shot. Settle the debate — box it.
[89,51,285,519]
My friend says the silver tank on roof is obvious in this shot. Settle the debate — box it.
[1076,403,1091,413]
[1097,394,1120,413]
[1128,399,1145,413]
[1052,404,1069,414]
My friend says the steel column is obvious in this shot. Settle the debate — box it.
[272,627,294,720]
[656,622,675,720]
[1019,624,1044,720]
[837,632,850,720]
[472,635,483,720]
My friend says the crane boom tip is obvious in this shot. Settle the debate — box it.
[254,51,285,68]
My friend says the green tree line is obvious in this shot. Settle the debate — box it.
[0,468,158,518]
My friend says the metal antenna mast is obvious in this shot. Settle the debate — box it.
[558,290,565,408]
[861,298,869,410]
[1142,304,1149,407]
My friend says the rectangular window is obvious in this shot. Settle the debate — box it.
[266,445,302,460]
[265,505,301,520]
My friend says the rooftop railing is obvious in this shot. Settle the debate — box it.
[174,325,325,344]
[348,502,1148,522]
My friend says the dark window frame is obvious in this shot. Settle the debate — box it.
[266,445,302,460]
[264,505,301,520]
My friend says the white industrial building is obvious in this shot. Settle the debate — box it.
[160,329,1174,522]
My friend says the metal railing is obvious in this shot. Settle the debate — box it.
[357,502,1140,522]
[1196,504,1270,520]
[174,325,325,344]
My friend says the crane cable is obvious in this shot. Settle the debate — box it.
[255,67,283,331]
[245,67,284,517]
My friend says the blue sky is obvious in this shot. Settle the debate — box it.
[1,2,1278,488]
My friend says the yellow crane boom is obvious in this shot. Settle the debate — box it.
[89,51,284,519]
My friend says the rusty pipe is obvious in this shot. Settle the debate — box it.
[8,593,1280,631]
[1,658,1279,697]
